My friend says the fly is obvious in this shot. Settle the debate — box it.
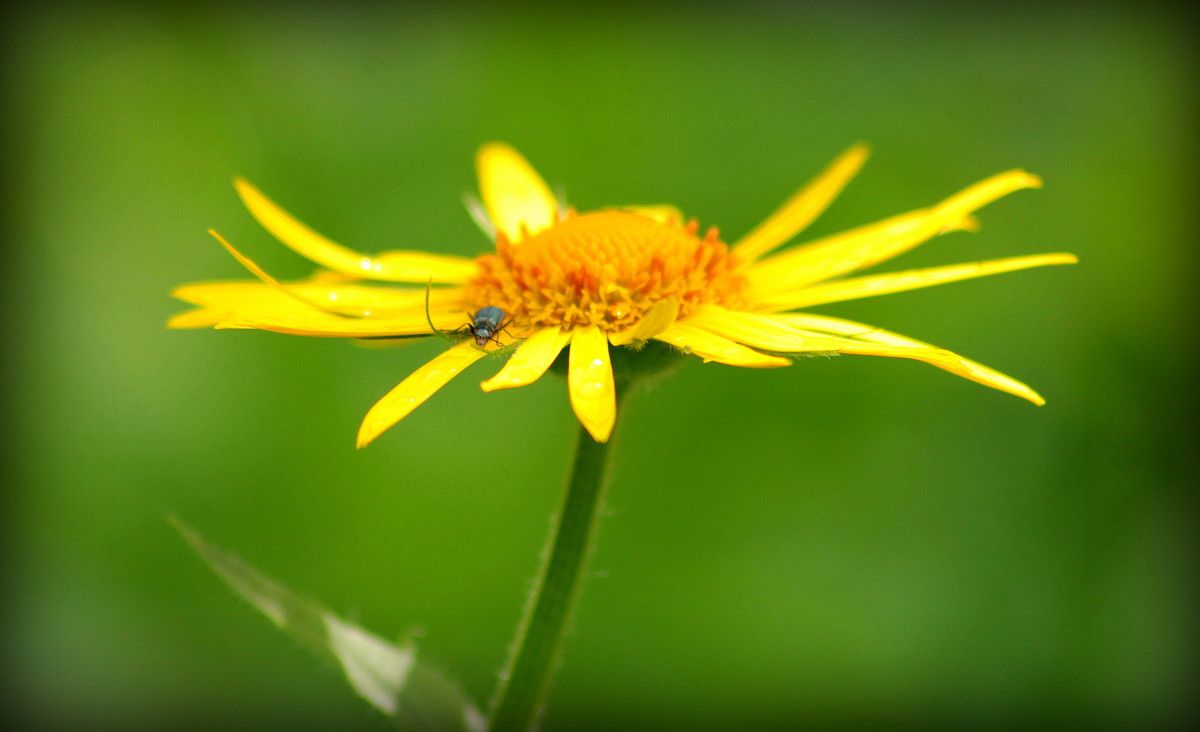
[465,306,507,347]
[425,282,513,351]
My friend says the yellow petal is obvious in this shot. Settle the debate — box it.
[733,144,870,262]
[769,312,895,339]
[940,170,1042,218]
[770,312,1044,404]
[757,253,1078,311]
[307,268,364,284]
[174,278,462,317]
[684,305,854,353]
[839,343,1045,404]
[168,308,223,329]
[653,324,791,368]
[208,229,346,316]
[171,284,322,325]
[621,205,685,226]
[205,231,464,320]
[747,170,1042,293]
[172,280,289,308]
[748,210,961,293]
[366,250,480,282]
[568,327,617,442]
[234,178,476,283]
[609,297,680,346]
[356,341,486,448]
[480,326,570,392]
[292,283,463,316]
[951,215,982,234]
[353,337,425,350]
[476,143,557,243]
[221,308,465,337]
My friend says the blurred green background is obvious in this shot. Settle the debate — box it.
[7,2,1194,730]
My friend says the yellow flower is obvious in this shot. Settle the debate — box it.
[170,143,1076,447]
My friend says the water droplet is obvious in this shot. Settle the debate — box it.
[577,380,606,398]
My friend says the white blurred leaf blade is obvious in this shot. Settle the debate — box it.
[172,517,485,732]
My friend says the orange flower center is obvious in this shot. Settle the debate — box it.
[464,210,749,335]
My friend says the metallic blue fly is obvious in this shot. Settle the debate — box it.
[466,306,507,347]
[425,282,512,350]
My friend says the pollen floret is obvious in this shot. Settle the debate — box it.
[465,210,749,336]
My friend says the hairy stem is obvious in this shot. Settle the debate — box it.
[487,399,625,731]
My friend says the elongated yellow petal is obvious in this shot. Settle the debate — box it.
[747,210,964,293]
[172,280,289,308]
[480,326,569,392]
[220,308,465,337]
[294,283,463,315]
[747,170,1042,293]
[838,344,1045,404]
[235,178,476,283]
[621,205,685,226]
[357,341,486,448]
[168,308,224,329]
[757,253,1078,311]
[609,297,680,346]
[769,312,1044,404]
[476,143,557,243]
[768,312,893,338]
[171,284,301,314]
[203,231,466,322]
[654,324,791,368]
[940,170,1042,217]
[568,327,617,442]
[366,250,479,282]
[171,284,327,328]
[352,337,425,350]
[173,279,462,316]
[733,144,870,262]
[209,229,350,316]
[684,305,854,353]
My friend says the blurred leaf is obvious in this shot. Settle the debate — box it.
[171,517,486,732]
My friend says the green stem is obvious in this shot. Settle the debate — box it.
[487,399,624,732]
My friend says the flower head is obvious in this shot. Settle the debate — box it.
[171,143,1075,447]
